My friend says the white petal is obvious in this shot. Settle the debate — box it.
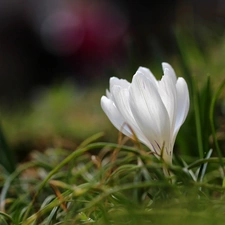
[137,67,158,86]
[173,77,190,139]
[112,86,136,128]
[109,77,130,92]
[158,73,177,131]
[100,96,131,137]
[129,72,170,154]
[112,85,151,147]
[106,89,112,99]
[108,77,130,102]
[162,62,177,84]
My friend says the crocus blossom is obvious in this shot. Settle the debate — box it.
[101,63,189,166]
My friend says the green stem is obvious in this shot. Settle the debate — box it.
[0,211,14,223]
[187,157,225,170]
[193,82,204,159]
[209,78,225,172]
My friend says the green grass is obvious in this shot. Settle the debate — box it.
[1,139,225,224]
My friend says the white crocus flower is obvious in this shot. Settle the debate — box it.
[101,62,189,168]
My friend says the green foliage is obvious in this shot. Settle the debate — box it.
[174,28,225,162]
[0,82,112,152]
[0,125,16,174]
[0,138,225,224]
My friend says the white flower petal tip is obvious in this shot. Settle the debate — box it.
[101,62,190,168]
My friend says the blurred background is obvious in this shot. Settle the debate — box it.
[1,0,225,162]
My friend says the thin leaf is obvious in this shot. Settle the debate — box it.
[209,78,225,171]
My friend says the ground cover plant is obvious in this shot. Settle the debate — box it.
[1,29,225,225]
